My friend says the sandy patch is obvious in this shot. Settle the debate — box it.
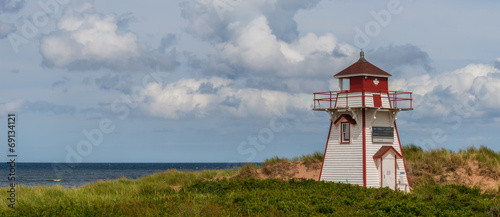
[231,160,321,181]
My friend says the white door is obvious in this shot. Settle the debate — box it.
[382,153,396,189]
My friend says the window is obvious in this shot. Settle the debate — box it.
[341,122,350,144]
[339,78,350,91]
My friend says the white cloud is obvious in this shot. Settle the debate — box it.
[139,77,311,119]
[40,5,140,68]
[216,15,355,77]
[0,100,24,115]
[181,0,356,79]
[392,63,500,119]
[39,2,176,71]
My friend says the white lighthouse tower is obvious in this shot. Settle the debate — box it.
[313,51,413,192]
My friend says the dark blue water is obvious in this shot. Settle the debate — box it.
[0,163,259,188]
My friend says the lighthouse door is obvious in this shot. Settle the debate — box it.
[382,153,396,189]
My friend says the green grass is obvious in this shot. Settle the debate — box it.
[0,168,240,215]
[2,146,500,216]
[2,178,499,216]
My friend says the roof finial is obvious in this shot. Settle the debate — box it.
[359,49,366,62]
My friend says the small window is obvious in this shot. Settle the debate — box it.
[341,122,350,144]
[339,78,350,91]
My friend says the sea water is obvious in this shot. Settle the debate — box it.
[0,163,258,188]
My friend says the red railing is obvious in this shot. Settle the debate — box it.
[313,90,412,109]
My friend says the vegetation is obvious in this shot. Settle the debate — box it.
[1,146,500,216]
[403,144,500,189]
[1,178,499,216]
[262,151,323,167]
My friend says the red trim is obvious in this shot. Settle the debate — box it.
[388,93,393,109]
[334,92,339,108]
[379,154,398,189]
[362,109,366,187]
[362,91,365,107]
[340,122,351,144]
[334,114,356,125]
[395,157,397,190]
[380,159,383,187]
[318,121,333,181]
[373,146,402,159]
[394,122,411,190]
[312,90,412,110]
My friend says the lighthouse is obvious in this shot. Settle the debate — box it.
[313,51,413,192]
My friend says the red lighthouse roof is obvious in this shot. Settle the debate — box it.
[334,51,392,78]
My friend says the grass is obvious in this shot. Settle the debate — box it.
[2,178,499,216]
[262,151,323,167]
[2,146,500,216]
[460,146,500,170]
[403,144,500,188]
[0,168,240,214]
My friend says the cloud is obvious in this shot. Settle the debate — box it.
[138,77,311,119]
[369,44,432,73]
[0,100,75,115]
[181,0,319,43]
[0,100,23,115]
[51,76,70,92]
[23,101,76,115]
[258,0,321,42]
[159,34,177,54]
[40,2,177,72]
[0,0,24,13]
[116,12,135,29]
[181,0,356,79]
[221,18,355,77]
[94,73,133,93]
[391,62,500,120]
[0,21,16,39]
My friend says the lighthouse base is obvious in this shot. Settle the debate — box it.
[318,109,411,192]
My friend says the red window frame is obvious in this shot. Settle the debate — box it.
[341,122,350,144]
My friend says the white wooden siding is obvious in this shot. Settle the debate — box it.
[394,126,410,191]
[321,109,410,191]
[336,92,363,107]
[320,113,363,185]
[364,110,410,190]
[381,93,391,108]
[364,110,381,188]
[364,92,373,107]
[334,92,391,108]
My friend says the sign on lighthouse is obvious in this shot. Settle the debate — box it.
[313,51,413,192]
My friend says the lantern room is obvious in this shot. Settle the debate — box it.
[335,51,389,92]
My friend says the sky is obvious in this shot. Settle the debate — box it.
[1,0,499,163]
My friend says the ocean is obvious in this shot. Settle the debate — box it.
[0,163,259,188]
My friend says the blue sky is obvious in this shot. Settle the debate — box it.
[1,0,499,162]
